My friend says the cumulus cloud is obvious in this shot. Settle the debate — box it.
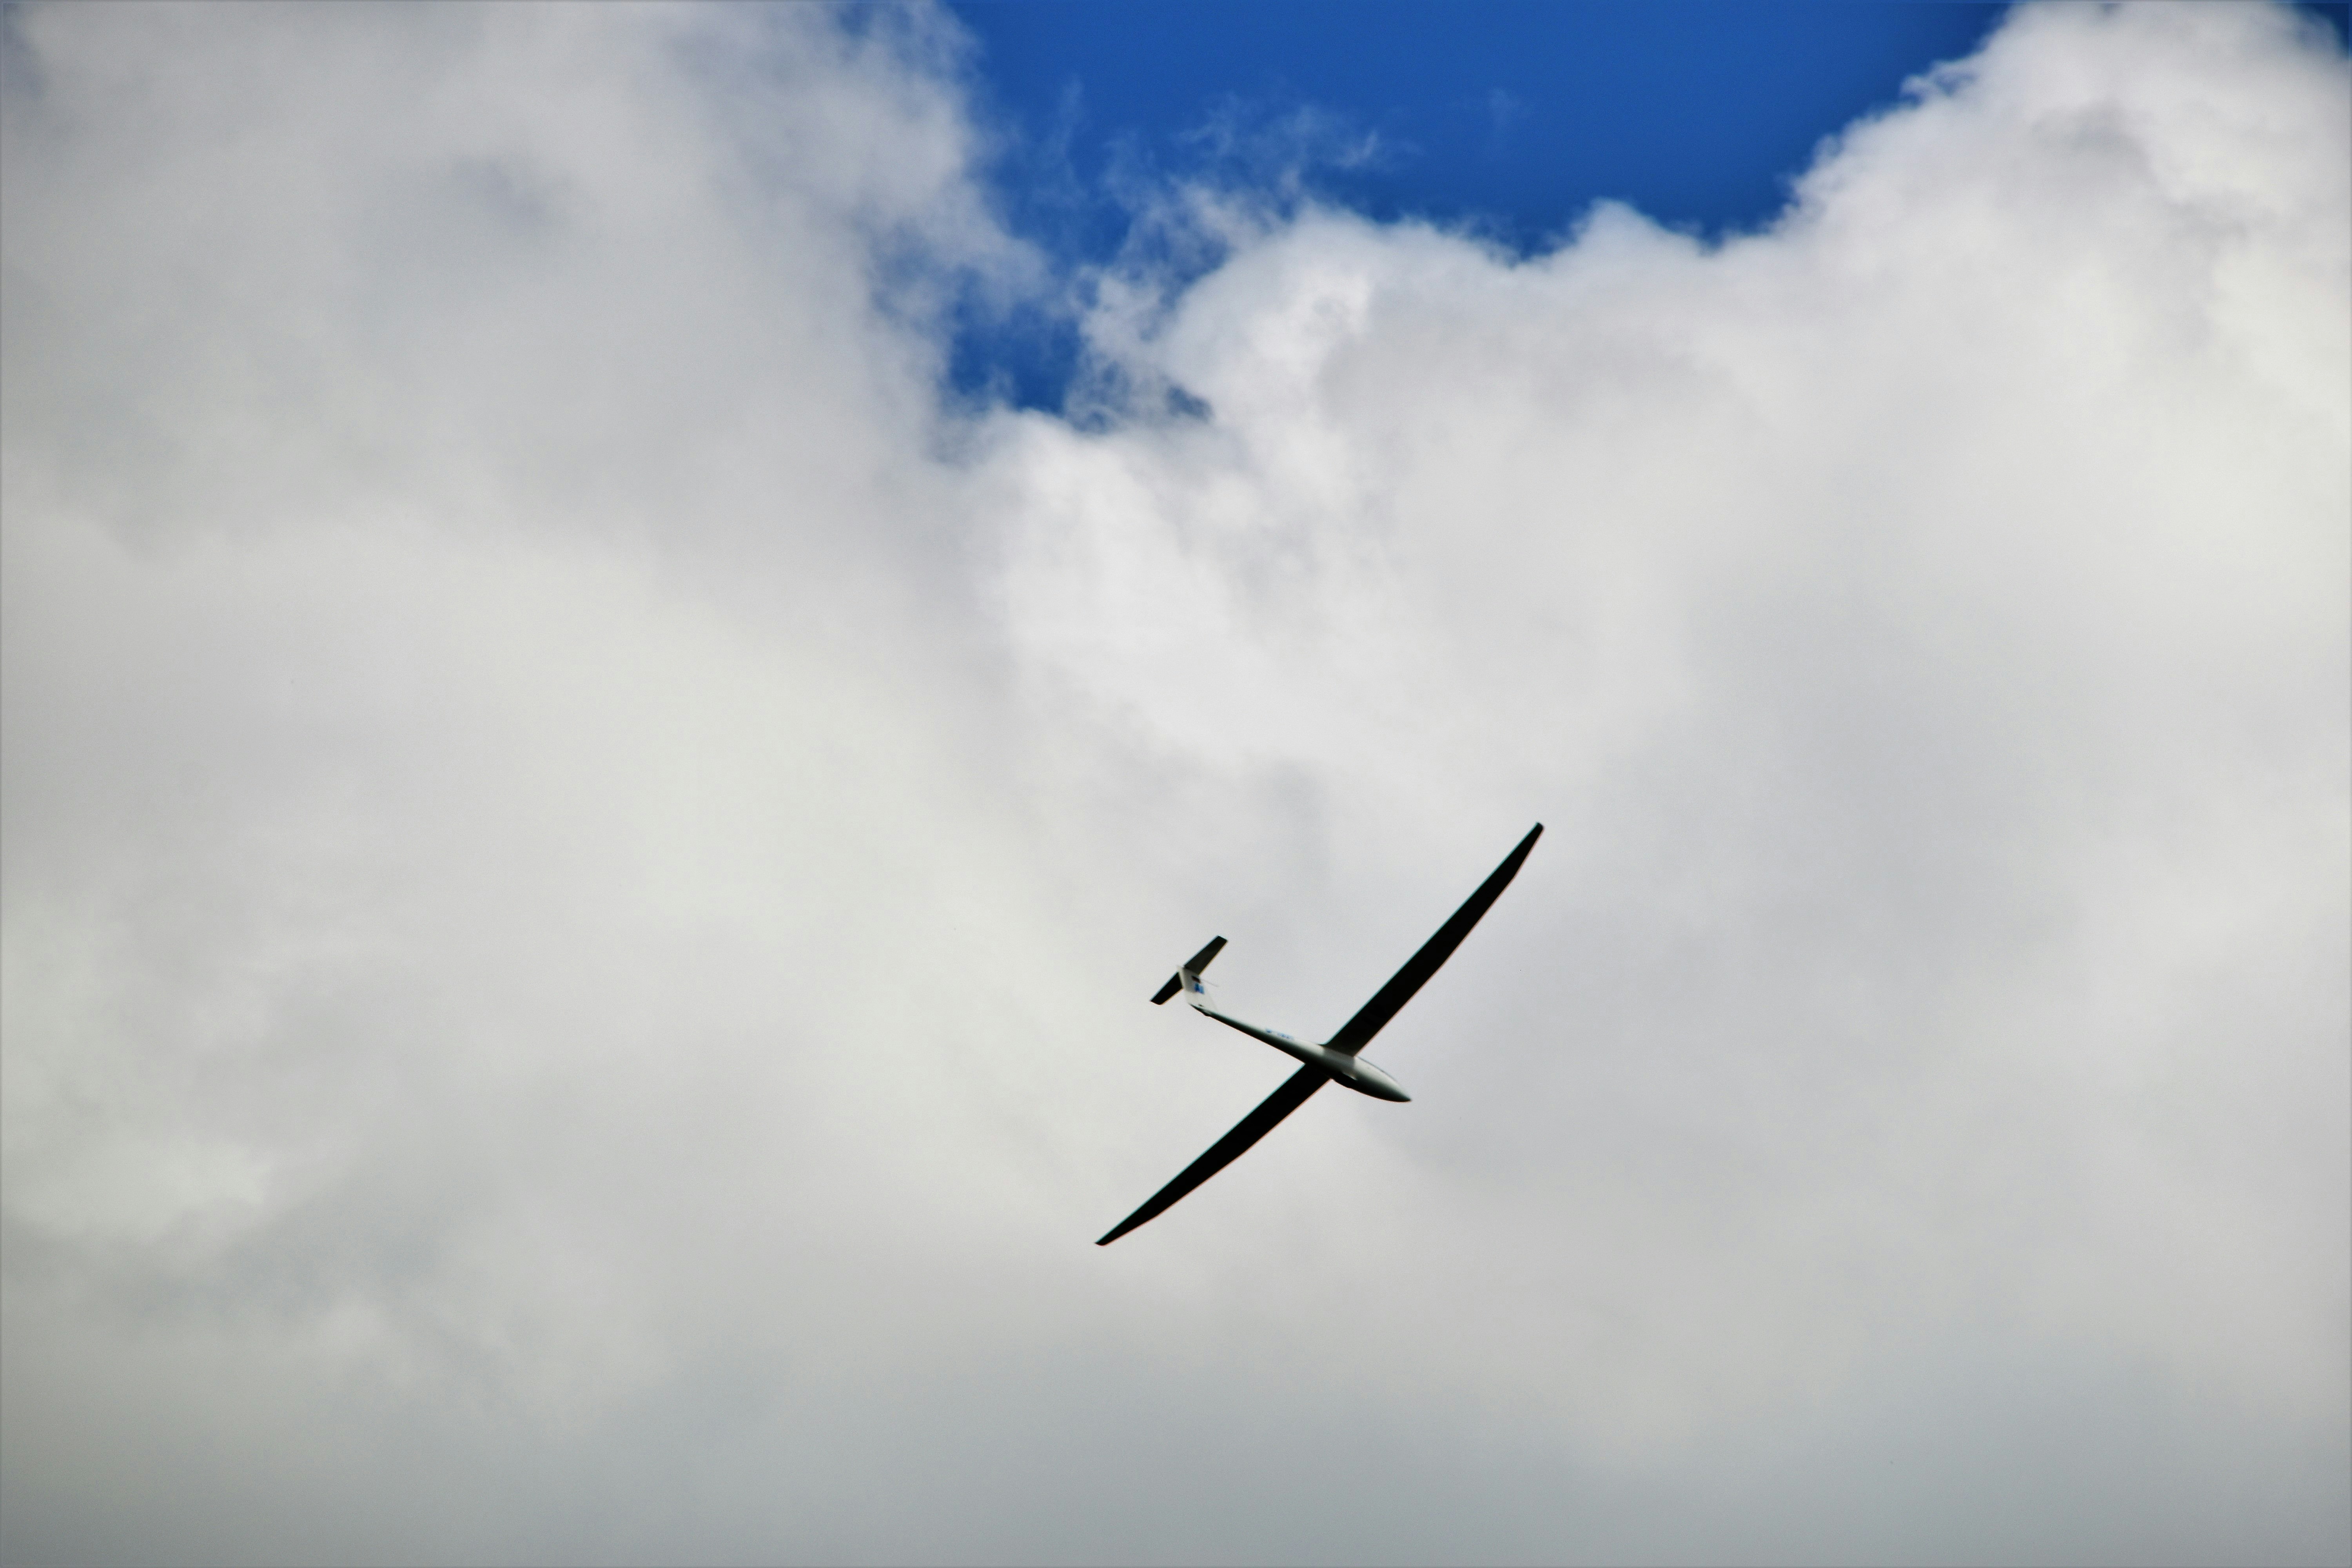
[3,4,2345,1565]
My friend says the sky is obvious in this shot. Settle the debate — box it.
[943,1,2015,405]
[0,4,2346,1566]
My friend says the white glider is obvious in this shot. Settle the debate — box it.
[1099,823,1542,1245]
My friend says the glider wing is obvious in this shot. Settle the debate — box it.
[1325,822,1542,1057]
[1095,1064,1330,1245]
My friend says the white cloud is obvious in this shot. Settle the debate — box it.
[3,3,2345,1564]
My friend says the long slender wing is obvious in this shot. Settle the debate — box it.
[1325,823,1542,1057]
[1096,1065,1331,1245]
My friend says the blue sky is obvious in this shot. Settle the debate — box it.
[947,1,2345,406]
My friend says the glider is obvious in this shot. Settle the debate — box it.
[1099,823,1542,1245]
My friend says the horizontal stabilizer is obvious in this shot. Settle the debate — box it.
[1150,935,1227,1005]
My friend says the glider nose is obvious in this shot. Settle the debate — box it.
[1341,1057,1411,1102]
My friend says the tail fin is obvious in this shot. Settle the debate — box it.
[1150,936,1226,1005]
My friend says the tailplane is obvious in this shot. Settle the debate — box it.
[1150,936,1226,1005]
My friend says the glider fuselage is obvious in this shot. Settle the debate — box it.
[1188,996,1412,1102]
